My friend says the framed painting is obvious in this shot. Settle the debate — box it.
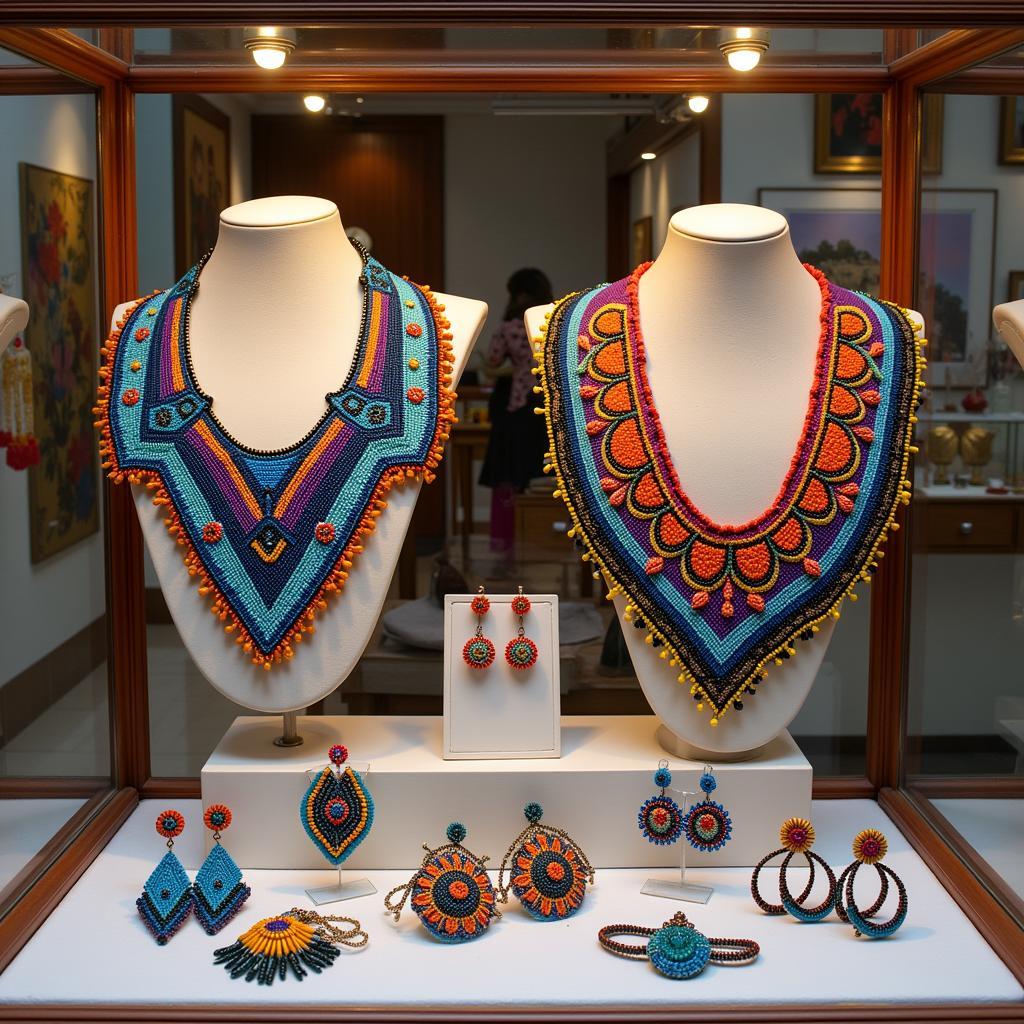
[18,162,99,563]
[758,187,995,387]
[1009,271,1024,302]
[998,96,1024,165]
[631,215,653,267]
[813,93,943,174]
[173,94,230,276]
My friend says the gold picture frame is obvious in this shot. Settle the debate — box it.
[814,93,944,174]
[998,96,1024,165]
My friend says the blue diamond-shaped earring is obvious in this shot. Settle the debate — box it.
[193,804,251,935]
[301,743,375,865]
[137,809,193,945]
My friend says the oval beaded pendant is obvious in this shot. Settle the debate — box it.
[300,745,375,865]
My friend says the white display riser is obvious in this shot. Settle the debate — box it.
[201,715,811,870]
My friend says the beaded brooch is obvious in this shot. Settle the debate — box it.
[95,249,455,669]
[300,744,375,865]
[496,802,595,920]
[384,823,499,942]
[536,264,924,722]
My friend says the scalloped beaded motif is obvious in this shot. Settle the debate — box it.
[537,264,923,721]
[96,254,456,669]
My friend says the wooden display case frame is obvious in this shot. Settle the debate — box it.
[1,7,1024,1019]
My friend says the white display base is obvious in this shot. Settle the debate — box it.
[2,800,1021,1012]
[641,878,713,904]
[200,715,810,870]
[304,871,376,906]
[443,593,560,759]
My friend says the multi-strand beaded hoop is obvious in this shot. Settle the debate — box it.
[751,817,837,922]
[836,829,908,938]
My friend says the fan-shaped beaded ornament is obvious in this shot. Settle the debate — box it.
[384,822,500,942]
[300,743,375,866]
[638,763,684,846]
[750,817,837,922]
[505,587,538,670]
[463,586,496,669]
[681,765,733,853]
[95,247,456,670]
[497,802,595,921]
[137,809,193,945]
[212,907,368,985]
[836,829,908,938]
[193,804,251,935]
[598,912,759,980]
[535,264,924,724]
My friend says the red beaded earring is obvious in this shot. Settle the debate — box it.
[505,587,538,670]
[462,586,496,669]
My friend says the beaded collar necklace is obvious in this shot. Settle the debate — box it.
[537,263,923,724]
[97,250,454,668]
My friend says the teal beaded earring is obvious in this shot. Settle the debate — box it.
[137,809,193,945]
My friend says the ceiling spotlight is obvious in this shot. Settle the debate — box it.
[719,27,770,72]
[687,94,710,114]
[243,26,297,70]
[303,94,326,113]
[641,151,657,161]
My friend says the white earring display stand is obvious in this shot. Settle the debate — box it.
[443,593,560,759]
[302,761,377,906]
[640,791,713,905]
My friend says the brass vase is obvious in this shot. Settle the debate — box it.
[926,424,958,485]
[960,426,995,486]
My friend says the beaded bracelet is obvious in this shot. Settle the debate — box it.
[598,912,759,979]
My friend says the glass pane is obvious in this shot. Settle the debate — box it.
[130,25,883,67]
[0,51,111,915]
[907,84,1024,923]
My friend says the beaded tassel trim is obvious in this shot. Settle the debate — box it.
[536,264,924,722]
[95,255,456,668]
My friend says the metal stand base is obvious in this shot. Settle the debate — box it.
[273,710,304,748]
[305,876,377,906]
[641,878,714,904]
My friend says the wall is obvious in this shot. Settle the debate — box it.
[0,92,104,683]
[444,113,617,353]
[628,130,701,256]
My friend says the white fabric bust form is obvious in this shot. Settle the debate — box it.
[993,299,1024,370]
[111,196,486,713]
[526,203,925,758]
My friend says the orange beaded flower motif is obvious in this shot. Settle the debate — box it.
[779,817,815,854]
[852,828,888,865]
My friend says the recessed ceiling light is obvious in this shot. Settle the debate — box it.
[719,27,771,72]
[687,95,710,114]
[243,27,297,70]
[641,151,657,161]
[303,94,326,113]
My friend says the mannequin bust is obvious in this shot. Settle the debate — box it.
[112,196,487,713]
[0,295,29,354]
[526,203,924,758]
[993,299,1024,370]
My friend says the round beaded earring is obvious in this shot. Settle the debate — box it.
[637,761,684,845]
[750,817,837,922]
[505,587,538,670]
[681,766,733,853]
[463,587,496,669]
[835,829,908,938]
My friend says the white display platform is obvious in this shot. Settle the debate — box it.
[200,715,811,869]
[1,800,1020,1013]
[443,593,560,759]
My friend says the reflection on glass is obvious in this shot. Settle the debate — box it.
[0,56,110,915]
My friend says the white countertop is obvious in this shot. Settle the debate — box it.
[0,799,1020,1010]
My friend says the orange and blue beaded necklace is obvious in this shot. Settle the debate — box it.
[536,263,923,724]
[97,248,455,669]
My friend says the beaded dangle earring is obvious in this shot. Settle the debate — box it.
[137,808,193,945]
[497,802,595,921]
[301,744,375,866]
[384,822,500,942]
[681,765,733,854]
[638,761,685,845]
[463,587,496,669]
[193,804,251,935]
[835,829,908,939]
[750,817,837,922]
[505,587,538,671]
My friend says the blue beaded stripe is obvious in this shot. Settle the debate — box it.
[137,849,193,945]
[193,843,251,935]
[100,257,452,661]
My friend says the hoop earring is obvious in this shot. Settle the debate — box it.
[137,808,193,945]
[751,817,836,922]
[836,829,908,938]
[505,587,538,670]
[681,765,733,853]
[637,760,684,845]
[194,804,251,935]
[462,586,496,669]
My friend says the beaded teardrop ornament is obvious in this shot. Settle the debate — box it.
[96,249,456,670]
[300,744,375,866]
[536,264,924,723]
[137,809,193,945]
[384,822,499,943]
